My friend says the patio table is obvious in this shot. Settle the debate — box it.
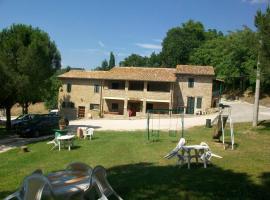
[47,170,90,196]
[57,135,75,151]
[181,145,209,169]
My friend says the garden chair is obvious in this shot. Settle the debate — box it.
[84,128,94,140]
[198,142,222,166]
[66,162,92,174]
[4,174,54,200]
[47,131,62,150]
[90,165,123,200]
[164,137,186,160]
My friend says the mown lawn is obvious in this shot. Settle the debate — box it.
[0,122,270,199]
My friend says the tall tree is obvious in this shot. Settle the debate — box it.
[119,54,148,67]
[0,24,61,129]
[161,20,206,66]
[43,68,70,110]
[101,59,109,70]
[190,28,257,91]
[108,52,115,69]
[253,6,270,126]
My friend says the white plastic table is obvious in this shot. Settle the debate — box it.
[57,135,75,151]
[47,170,90,196]
[181,145,209,169]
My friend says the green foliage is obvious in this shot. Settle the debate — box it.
[0,24,61,127]
[190,28,258,90]
[255,6,270,90]
[161,20,206,66]
[43,67,70,110]
[119,54,148,66]
[119,52,162,67]
[108,51,115,69]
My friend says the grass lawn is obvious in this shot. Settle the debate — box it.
[0,122,270,199]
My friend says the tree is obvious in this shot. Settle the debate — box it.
[161,20,206,67]
[108,52,115,69]
[190,28,257,91]
[101,59,109,70]
[119,54,148,66]
[147,52,162,67]
[253,6,270,126]
[43,68,69,110]
[0,24,61,129]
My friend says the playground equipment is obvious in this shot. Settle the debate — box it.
[212,104,234,150]
[146,108,185,141]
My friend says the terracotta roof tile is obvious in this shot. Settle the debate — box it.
[58,70,108,79]
[176,65,215,76]
[58,65,215,81]
[106,67,176,82]
[58,67,176,82]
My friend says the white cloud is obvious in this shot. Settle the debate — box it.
[69,48,109,56]
[135,43,162,50]
[116,52,129,57]
[242,0,269,4]
[98,41,105,47]
[152,39,162,43]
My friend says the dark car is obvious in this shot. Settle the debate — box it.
[16,114,60,137]
[11,114,38,129]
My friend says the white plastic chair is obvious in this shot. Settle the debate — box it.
[199,142,222,164]
[84,128,94,140]
[91,165,123,200]
[4,174,54,200]
[164,138,186,159]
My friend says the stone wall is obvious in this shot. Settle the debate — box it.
[174,75,213,113]
[58,78,102,119]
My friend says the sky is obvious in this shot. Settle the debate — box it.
[0,0,269,69]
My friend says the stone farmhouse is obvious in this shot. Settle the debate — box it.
[58,65,218,119]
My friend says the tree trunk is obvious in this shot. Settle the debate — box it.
[25,102,29,114]
[5,105,12,130]
[253,61,260,127]
[21,102,29,114]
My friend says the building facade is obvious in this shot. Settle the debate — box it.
[58,65,215,119]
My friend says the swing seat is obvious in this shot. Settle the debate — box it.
[151,130,160,141]
[169,130,177,137]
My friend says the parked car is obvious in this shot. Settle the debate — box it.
[11,114,38,129]
[49,109,59,116]
[16,114,61,137]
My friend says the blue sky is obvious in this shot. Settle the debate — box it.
[0,0,268,69]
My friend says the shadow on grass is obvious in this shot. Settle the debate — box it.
[258,120,270,131]
[107,162,270,200]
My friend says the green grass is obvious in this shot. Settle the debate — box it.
[0,122,270,199]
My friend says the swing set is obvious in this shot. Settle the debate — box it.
[146,107,185,141]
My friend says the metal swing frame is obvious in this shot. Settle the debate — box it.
[146,107,185,141]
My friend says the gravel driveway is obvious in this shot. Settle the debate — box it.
[69,100,270,131]
[1,100,269,153]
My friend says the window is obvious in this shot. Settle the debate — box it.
[67,83,72,93]
[188,78,194,88]
[146,103,153,112]
[129,81,144,91]
[112,103,118,111]
[61,101,75,108]
[147,82,170,92]
[94,85,100,93]
[111,82,119,89]
[90,104,100,110]
[196,97,202,109]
